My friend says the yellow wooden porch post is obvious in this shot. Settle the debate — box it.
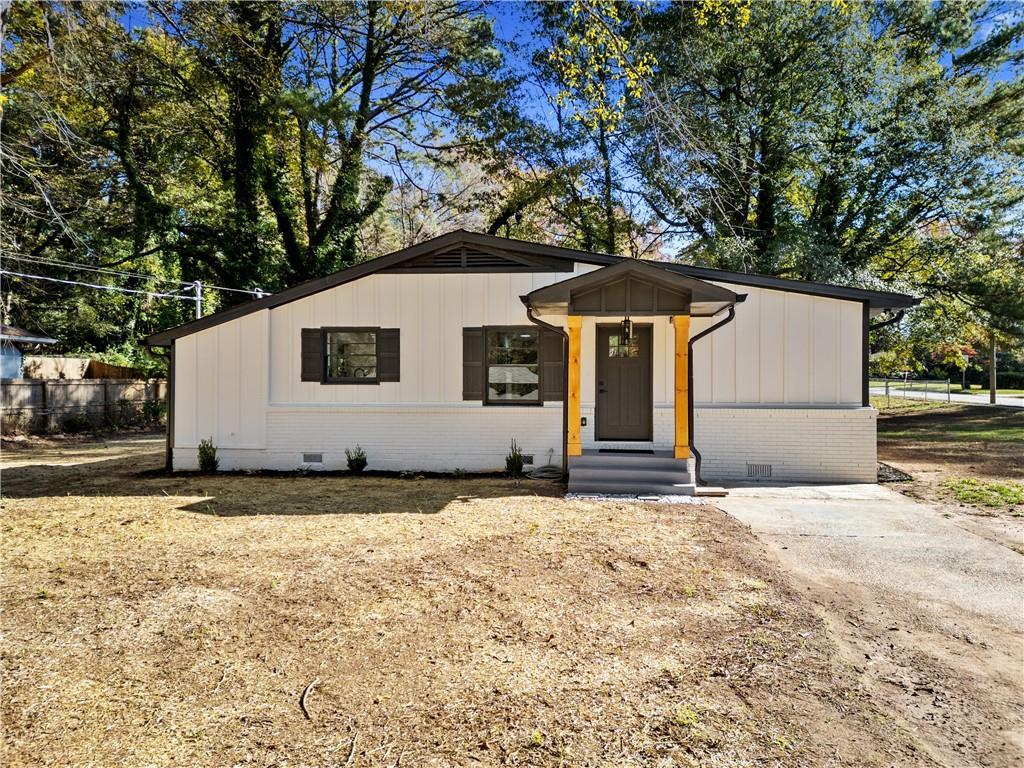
[567,316,582,457]
[672,315,691,459]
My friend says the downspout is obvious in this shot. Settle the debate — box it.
[688,305,739,486]
[522,298,569,478]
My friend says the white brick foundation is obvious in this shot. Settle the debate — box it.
[174,405,563,472]
[174,404,878,484]
[694,406,877,483]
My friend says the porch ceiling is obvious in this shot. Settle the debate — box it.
[521,259,744,317]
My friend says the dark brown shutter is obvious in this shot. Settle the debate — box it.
[462,327,485,401]
[377,328,400,382]
[539,329,565,402]
[301,328,323,382]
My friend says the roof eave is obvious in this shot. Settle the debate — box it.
[144,230,918,344]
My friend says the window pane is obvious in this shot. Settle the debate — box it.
[326,331,377,380]
[486,329,539,401]
[608,333,640,358]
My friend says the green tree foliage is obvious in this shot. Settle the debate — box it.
[1,0,1020,368]
[1,0,506,358]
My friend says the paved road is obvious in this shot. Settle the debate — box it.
[716,483,1024,630]
[870,386,1024,408]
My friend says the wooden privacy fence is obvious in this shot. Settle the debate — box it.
[21,356,146,379]
[1,378,167,434]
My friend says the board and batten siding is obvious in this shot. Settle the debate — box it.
[173,269,586,470]
[691,285,864,406]
[269,270,581,404]
[171,264,871,474]
[173,309,269,451]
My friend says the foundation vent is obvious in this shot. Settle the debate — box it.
[302,452,324,464]
[746,462,772,479]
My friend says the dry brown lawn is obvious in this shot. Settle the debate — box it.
[1,436,928,767]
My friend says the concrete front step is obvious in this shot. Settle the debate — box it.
[568,480,697,496]
[568,451,695,495]
[569,467,692,486]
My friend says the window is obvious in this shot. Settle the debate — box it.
[485,327,540,403]
[325,329,378,382]
[607,333,640,358]
[301,327,399,384]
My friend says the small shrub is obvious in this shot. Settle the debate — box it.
[197,437,219,473]
[61,412,94,434]
[1,409,31,435]
[345,445,368,473]
[505,439,525,477]
[143,399,167,424]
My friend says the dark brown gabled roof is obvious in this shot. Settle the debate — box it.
[145,230,918,346]
[0,324,57,345]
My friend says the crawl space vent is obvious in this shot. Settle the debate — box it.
[302,452,324,464]
[522,454,534,466]
[746,462,772,479]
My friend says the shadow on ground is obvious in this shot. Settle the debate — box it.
[1,441,562,516]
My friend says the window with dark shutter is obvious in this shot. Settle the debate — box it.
[539,329,564,402]
[464,326,563,405]
[485,328,540,404]
[301,328,324,382]
[462,327,485,400]
[377,328,400,382]
[300,327,400,385]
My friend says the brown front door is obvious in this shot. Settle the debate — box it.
[596,324,653,441]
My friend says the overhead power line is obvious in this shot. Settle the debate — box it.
[1,268,266,319]
[1,269,187,299]
[4,254,267,296]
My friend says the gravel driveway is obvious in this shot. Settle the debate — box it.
[716,483,1024,767]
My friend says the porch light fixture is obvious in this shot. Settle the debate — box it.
[612,316,639,358]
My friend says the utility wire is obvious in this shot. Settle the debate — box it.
[0,269,190,300]
[3,254,267,296]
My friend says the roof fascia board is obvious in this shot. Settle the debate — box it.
[464,232,916,308]
[146,230,916,346]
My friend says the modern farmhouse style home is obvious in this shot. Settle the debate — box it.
[147,230,916,493]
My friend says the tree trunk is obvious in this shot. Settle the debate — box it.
[989,333,997,405]
[598,120,616,255]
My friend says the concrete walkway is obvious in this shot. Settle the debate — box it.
[716,483,1024,630]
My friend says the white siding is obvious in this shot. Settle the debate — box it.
[174,310,268,450]
[171,264,870,476]
[691,286,863,406]
[268,270,579,405]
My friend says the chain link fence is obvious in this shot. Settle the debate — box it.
[868,377,951,407]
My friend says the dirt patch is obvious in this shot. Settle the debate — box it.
[877,403,1024,551]
[0,439,932,766]
[791,574,1023,768]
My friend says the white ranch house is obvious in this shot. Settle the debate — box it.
[146,231,916,494]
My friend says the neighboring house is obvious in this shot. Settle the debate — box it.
[0,325,57,379]
[146,231,917,492]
